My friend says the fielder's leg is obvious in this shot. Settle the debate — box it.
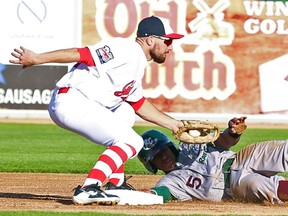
[48,88,143,204]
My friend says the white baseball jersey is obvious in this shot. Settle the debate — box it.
[49,37,147,150]
[56,37,147,110]
[155,140,288,203]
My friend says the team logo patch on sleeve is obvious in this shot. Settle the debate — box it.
[96,45,114,64]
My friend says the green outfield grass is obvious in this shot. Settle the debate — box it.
[0,122,287,174]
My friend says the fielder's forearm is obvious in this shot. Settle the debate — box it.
[34,48,80,65]
[136,99,181,133]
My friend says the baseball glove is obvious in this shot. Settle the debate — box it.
[173,120,220,144]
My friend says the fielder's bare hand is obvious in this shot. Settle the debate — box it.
[9,46,37,68]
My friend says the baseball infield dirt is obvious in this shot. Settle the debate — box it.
[1,118,288,215]
[0,173,288,215]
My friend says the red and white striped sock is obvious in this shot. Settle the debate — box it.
[108,165,125,186]
[82,142,136,187]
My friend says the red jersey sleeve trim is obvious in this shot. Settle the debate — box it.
[77,47,95,66]
[128,97,146,112]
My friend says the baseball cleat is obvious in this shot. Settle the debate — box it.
[104,175,135,191]
[72,183,120,205]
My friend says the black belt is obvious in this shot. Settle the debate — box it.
[222,158,235,189]
[58,87,70,94]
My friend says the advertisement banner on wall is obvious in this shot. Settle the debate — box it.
[0,0,81,110]
[1,0,288,118]
[89,0,288,115]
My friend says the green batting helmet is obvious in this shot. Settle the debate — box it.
[138,129,178,174]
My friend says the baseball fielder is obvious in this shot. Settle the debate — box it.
[139,117,288,203]
[9,16,184,205]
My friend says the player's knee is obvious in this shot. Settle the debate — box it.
[134,135,144,154]
[245,179,274,202]
[245,178,260,194]
[130,135,144,158]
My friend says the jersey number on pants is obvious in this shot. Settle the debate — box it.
[186,176,202,189]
